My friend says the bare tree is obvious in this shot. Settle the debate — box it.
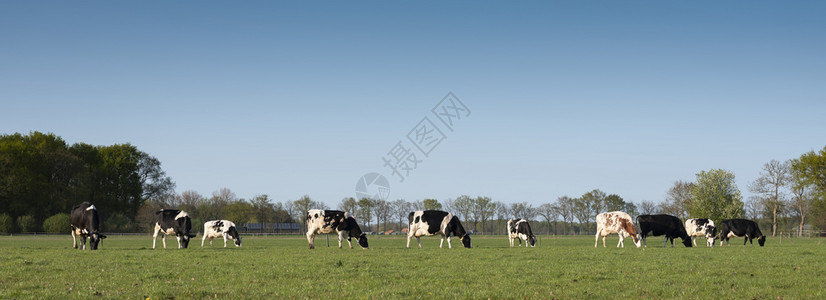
[373,199,392,232]
[536,203,559,234]
[638,200,657,215]
[749,160,791,237]
[338,197,359,214]
[392,199,410,231]
[556,196,574,235]
[452,195,474,222]
[472,196,495,233]
[663,181,692,219]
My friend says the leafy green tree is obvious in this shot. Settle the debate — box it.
[0,213,15,233]
[16,215,36,232]
[452,195,473,220]
[602,194,626,212]
[688,169,744,223]
[42,213,70,233]
[422,198,441,211]
[791,146,826,229]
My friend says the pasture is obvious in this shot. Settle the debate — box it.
[1,234,824,299]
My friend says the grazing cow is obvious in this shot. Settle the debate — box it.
[306,209,368,249]
[718,219,766,246]
[70,202,107,250]
[152,209,196,249]
[407,210,471,249]
[637,214,692,248]
[685,218,717,247]
[507,218,536,247]
[201,220,242,247]
[594,211,641,248]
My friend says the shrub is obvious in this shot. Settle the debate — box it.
[0,214,15,233]
[17,215,37,232]
[106,213,135,232]
[42,213,70,233]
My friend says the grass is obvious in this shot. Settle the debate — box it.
[1,234,824,299]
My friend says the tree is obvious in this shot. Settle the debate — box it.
[0,214,15,233]
[688,169,744,223]
[248,195,274,224]
[16,215,36,232]
[492,201,508,235]
[556,196,575,235]
[42,213,70,233]
[663,181,693,219]
[536,203,559,234]
[638,200,657,215]
[452,195,473,221]
[292,195,315,232]
[373,199,392,232]
[472,196,495,232]
[392,199,410,231]
[602,194,626,212]
[357,198,375,231]
[510,202,535,220]
[422,198,441,211]
[749,160,791,236]
[338,197,359,214]
[789,161,813,236]
[791,147,826,230]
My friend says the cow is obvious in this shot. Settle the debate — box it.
[637,214,692,248]
[70,202,107,250]
[152,209,196,249]
[306,209,368,249]
[407,210,471,249]
[201,220,242,247]
[718,219,766,246]
[594,211,641,248]
[685,218,717,247]
[507,218,536,247]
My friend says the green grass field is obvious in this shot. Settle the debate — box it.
[1,234,824,299]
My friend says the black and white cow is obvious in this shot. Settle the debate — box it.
[407,210,471,249]
[685,218,717,247]
[201,220,242,247]
[637,214,692,248]
[70,202,107,250]
[306,209,368,249]
[152,209,196,249]
[718,219,766,246]
[507,218,536,247]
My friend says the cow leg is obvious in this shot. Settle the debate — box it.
[745,235,751,245]
[406,234,412,248]
[152,227,160,249]
[72,230,78,249]
[511,236,515,247]
[201,234,207,247]
[594,232,599,248]
[223,234,229,247]
[80,235,87,250]
[307,232,315,249]
[439,236,445,248]
[176,235,182,248]
[692,237,697,247]
[617,236,623,248]
[417,237,422,249]
[662,236,668,248]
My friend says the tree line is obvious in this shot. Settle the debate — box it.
[2,132,825,237]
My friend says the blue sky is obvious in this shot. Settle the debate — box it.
[2,1,825,208]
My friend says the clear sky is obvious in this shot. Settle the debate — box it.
[2,1,825,209]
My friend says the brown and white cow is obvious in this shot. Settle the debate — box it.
[594,211,641,248]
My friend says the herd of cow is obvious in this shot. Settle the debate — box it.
[595,211,767,248]
[68,202,765,251]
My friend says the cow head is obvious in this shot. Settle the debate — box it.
[682,237,693,247]
[89,232,107,250]
[528,235,537,247]
[179,232,197,248]
[632,234,642,248]
[356,233,369,249]
[460,234,472,248]
[757,235,766,246]
[234,236,242,247]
